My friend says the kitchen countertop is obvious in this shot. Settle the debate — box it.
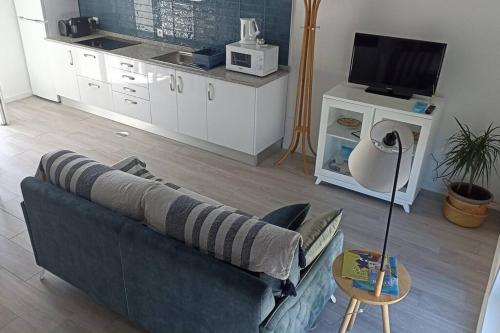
[46,31,290,88]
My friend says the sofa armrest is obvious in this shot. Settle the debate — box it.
[261,231,344,333]
[119,221,276,333]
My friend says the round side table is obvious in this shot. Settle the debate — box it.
[332,253,411,333]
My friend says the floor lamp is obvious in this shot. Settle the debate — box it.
[348,120,413,296]
[276,0,322,175]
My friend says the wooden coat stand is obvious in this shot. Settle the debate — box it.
[276,0,322,175]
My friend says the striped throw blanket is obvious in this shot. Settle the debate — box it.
[35,150,302,280]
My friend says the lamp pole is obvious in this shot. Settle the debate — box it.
[375,131,403,297]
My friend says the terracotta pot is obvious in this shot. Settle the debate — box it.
[442,181,492,228]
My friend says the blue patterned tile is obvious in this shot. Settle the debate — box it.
[79,0,292,64]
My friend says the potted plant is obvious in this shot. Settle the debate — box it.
[436,118,500,227]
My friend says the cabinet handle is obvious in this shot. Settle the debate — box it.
[120,62,134,68]
[84,53,96,59]
[88,83,100,89]
[177,76,183,94]
[169,74,176,92]
[207,83,215,101]
[122,74,135,81]
[123,87,136,93]
[124,99,138,105]
[68,50,74,66]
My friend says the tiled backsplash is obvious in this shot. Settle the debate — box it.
[78,0,293,64]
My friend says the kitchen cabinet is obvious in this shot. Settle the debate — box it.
[76,48,108,82]
[47,39,289,162]
[49,42,80,101]
[77,76,113,111]
[106,55,148,75]
[206,79,256,154]
[314,83,443,212]
[148,65,178,132]
[176,70,207,140]
[112,92,151,122]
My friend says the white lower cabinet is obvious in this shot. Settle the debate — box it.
[206,79,256,154]
[48,42,288,158]
[76,48,108,82]
[148,65,178,132]
[176,71,208,140]
[112,92,151,122]
[77,76,113,110]
[49,42,80,101]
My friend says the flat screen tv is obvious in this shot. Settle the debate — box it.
[348,33,447,99]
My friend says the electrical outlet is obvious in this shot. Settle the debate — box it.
[156,29,164,38]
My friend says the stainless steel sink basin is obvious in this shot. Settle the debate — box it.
[151,51,205,70]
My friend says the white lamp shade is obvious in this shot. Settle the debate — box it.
[348,120,414,193]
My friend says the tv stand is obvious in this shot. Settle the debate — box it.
[365,86,413,100]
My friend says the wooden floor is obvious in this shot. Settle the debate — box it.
[0,97,498,333]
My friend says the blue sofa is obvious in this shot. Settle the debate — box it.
[21,177,343,333]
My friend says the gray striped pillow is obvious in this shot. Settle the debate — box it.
[35,150,156,220]
[142,184,303,280]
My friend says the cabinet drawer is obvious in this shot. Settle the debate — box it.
[109,68,149,89]
[76,48,107,82]
[106,55,147,75]
[78,76,113,110]
[112,92,151,122]
[111,82,150,100]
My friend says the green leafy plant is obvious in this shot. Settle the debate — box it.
[436,118,500,198]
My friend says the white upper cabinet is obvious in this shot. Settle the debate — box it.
[206,79,256,154]
[147,65,178,132]
[76,48,108,82]
[49,42,80,101]
[176,70,207,140]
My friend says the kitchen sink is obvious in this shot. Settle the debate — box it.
[151,51,205,70]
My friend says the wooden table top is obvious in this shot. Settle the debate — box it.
[332,252,411,305]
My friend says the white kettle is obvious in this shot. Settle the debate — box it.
[240,18,260,45]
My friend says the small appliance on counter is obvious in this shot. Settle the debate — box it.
[58,17,97,38]
[226,42,279,77]
[240,18,260,44]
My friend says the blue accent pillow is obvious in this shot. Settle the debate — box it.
[262,203,311,230]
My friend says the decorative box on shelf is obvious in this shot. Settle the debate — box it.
[314,83,444,213]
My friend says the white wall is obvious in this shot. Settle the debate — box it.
[0,0,31,102]
[286,0,500,200]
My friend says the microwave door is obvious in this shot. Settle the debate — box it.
[231,52,252,68]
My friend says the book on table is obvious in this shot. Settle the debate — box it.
[341,250,400,296]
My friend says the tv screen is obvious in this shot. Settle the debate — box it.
[348,33,447,97]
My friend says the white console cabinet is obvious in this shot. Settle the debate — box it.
[315,83,443,213]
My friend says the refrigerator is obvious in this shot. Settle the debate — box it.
[14,0,79,101]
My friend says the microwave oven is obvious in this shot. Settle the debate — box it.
[225,42,279,77]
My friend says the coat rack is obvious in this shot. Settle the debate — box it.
[276,0,322,175]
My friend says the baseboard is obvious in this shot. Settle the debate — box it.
[4,91,32,103]
[61,98,280,166]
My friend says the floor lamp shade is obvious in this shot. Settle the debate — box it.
[348,120,414,193]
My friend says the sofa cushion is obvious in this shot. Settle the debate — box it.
[142,184,302,280]
[296,209,343,267]
[262,203,311,230]
[35,150,156,221]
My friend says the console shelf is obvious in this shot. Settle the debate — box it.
[315,83,444,213]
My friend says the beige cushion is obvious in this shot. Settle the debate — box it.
[296,209,342,267]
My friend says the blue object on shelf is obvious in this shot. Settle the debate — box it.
[192,48,226,69]
[341,145,354,160]
[412,100,428,113]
